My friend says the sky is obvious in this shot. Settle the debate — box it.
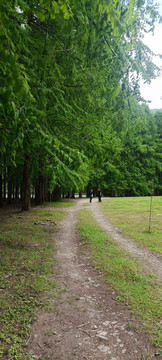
[139,1,162,109]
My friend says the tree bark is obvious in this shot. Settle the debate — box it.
[22,154,31,211]
[0,173,3,207]
[15,184,19,199]
[35,158,47,205]
[47,191,51,202]
[51,186,61,201]
[35,175,45,204]
[7,166,12,205]
[3,167,6,200]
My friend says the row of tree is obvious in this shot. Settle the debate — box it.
[0,0,162,210]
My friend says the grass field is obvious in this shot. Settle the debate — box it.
[0,207,65,360]
[39,201,76,207]
[77,206,162,353]
[101,196,162,254]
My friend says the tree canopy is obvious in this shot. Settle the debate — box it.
[0,0,162,209]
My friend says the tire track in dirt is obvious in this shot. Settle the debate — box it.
[26,200,160,360]
[89,199,162,282]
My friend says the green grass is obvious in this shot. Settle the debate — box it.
[39,201,76,207]
[77,209,162,351]
[32,208,67,219]
[0,208,65,360]
[101,197,162,254]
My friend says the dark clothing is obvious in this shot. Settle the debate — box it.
[98,189,102,202]
[90,190,93,203]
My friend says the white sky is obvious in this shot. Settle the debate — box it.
[139,1,162,109]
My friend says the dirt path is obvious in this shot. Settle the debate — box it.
[26,199,161,360]
[90,199,162,282]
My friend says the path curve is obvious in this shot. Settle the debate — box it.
[89,199,162,282]
[27,199,161,360]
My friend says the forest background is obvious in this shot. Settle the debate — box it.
[0,0,162,211]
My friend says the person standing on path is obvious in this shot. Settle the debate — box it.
[89,189,93,203]
[97,188,102,202]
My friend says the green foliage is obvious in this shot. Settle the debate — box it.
[88,99,162,196]
[0,0,161,203]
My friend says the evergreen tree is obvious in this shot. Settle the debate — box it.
[0,0,161,208]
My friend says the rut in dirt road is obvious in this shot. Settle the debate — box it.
[26,200,160,360]
[89,199,162,282]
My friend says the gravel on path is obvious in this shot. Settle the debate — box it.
[26,199,161,360]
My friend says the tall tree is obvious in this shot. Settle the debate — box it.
[0,0,161,207]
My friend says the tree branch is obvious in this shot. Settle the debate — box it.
[88,16,116,57]
[61,83,88,87]
[52,47,74,54]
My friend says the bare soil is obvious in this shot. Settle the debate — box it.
[26,198,162,360]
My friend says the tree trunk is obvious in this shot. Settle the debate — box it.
[35,158,47,205]
[47,191,51,202]
[35,173,47,205]
[0,173,3,207]
[51,186,61,201]
[7,167,12,204]
[15,185,19,199]
[22,154,31,211]
[3,167,6,200]
[12,182,15,199]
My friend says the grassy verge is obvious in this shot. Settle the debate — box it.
[39,201,76,207]
[0,208,65,360]
[77,209,162,352]
[101,197,162,254]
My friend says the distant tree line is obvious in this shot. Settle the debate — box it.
[0,0,162,210]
